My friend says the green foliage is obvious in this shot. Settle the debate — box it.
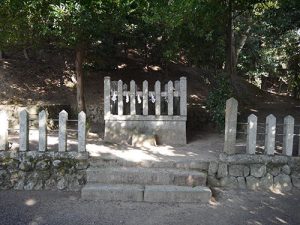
[206,74,233,130]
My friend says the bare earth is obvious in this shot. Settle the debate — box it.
[0,189,299,225]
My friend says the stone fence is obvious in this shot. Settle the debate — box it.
[0,110,86,152]
[103,76,187,145]
[216,98,300,191]
[0,110,88,190]
[224,97,300,156]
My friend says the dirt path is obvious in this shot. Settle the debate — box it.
[0,189,299,225]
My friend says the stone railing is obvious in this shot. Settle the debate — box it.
[0,109,88,190]
[0,110,86,152]
[103,76,187,145]
[224,97,300,156]
[217,98,300,191]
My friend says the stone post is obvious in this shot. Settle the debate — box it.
[0,111,8,150]
[143,80,148,115]
[265,114,276,155]
[246,114,257,154]
[78,111,86,152]
[167,81,174,115]
[117,80,123,115]
[19,109,29,151]
[104,76,111,117]
[130,80,136,115]
[38,110,47,152]
[180,77,187,116]
[155,81,161,116]
[283,115,294,156]
[59,110,68,152]
[224,98,238,154]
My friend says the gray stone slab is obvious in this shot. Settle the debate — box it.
[283,115,294,156]
[144,185,211,203]
[86,167,207,186]
[265,114,276,155]
[58,110,68,152]
[0,110,8,150]
[224,98,238,154]
[78,111,86,152]
[81,184,144,201]
[19,110,29,151]
[246,114,257,154]
[38,110,47,152]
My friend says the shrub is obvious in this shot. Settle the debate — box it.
[206,74,233,130]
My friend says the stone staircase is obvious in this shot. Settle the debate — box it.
[81,157,212,203]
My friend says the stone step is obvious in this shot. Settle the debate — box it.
[87,167,207,186]
[81,184,212,203]
[89,157,209,171]
[81,184,144,202]
[144,185,212,203]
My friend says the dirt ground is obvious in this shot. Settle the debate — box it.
[0,189,299,225]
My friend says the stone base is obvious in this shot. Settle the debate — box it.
[104,115,187,145]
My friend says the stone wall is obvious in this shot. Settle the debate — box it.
[0,151,88,191]
[208,153,300,191]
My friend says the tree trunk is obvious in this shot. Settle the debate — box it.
[75,46,86,112]
[225,0,236,79]
[0,50,3,60]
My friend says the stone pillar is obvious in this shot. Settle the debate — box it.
[224,98,238,154]
[117,80,123,115]
[155,81,161,116]
[59,110,68,152]
[265,114,276,155]
[167,81,173,115]
[246,114,257,154]
[78,111,86,152]
[130,80,136,115]
[180,77,187,116]
[38,110,47,152]
[104,76,111,117]
[283,115,294,156]
[19,109,29,151]
[0,111,8,150]
[143,80,148,115]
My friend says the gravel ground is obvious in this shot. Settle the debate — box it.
[0,189,299,225]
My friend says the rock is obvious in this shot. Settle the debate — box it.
[24,181,36,190]
[131,133,157,147]
[34,180,44,190]
[19,160,33,172]
[217,163,228,178]
[76,160,89,170]
[291,174,300,188]
[207,175,220,187]
[228,165,244,177]
[237,177,246,189]
[52,160,63,168]
[274,174,292,191]
[44,178,56,190]
[220,176,238,188]
[281,165,291,175]
[260,173,273,190]
[36,160,49,171]
[246,176,260,190]
[250,164,266,178]
[14,179,25,190]
[57,177,68,190]
[268,166,280,176]
[208,162,218,175]
[243,166,250,177]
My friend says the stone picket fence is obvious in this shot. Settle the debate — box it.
[212,97,300,191]
[224,97,300,156]
[0,109,88,190]
[0,110,86,152]
[103,76,187,145]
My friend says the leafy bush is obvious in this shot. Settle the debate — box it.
[206,75,233,130]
